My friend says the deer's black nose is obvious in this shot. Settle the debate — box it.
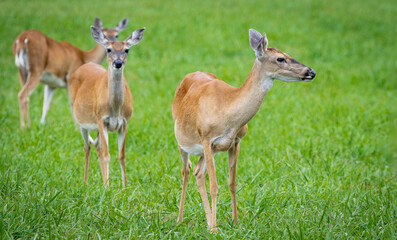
[113,60,123,69]
[306,68,316,79]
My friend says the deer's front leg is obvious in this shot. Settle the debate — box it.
[117,124,128,188]
[203,140,218,230]
[40,85,55,125]
[98,120,110,187]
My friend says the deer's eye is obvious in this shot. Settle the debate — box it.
[125,49,129,54]
[107,48,111,53]
[115,35,119,39]
[277,58,285,62]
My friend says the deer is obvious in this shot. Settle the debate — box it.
[12,17,129,129]
[172,29,316,230]
[68,26,145,187]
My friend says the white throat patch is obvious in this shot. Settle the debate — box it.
[262,75,274,92]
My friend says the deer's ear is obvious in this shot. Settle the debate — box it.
[262,32,268,51]
[126,28,145,47]
[115,18,128,32]
[91,26,108,47]
[249,29,268,59]
[93,18,104,29]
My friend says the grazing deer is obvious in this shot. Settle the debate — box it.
[13,17,128,129]
[172,29,316,230]
[69,26,145,187]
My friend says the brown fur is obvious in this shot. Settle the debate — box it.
[69,63,133,125]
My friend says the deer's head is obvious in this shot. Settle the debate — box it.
[249,29,316,82]
[91,26,145,71]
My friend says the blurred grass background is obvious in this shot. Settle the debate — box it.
[0,0,396,238]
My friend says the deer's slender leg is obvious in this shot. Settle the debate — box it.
[177,146,191,223]
[40,85,55,125]
[98,120,110,187]
[80,128,90,184]
[117,124,128,188]
[228,142,240,225]
[92,133,103,179]
[90,132,101,154]
[203,140,218,230]
[18,72,42,129]
[194,156,212,226]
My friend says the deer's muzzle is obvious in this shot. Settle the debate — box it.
[113,59,123,69]
[302,68,316,81]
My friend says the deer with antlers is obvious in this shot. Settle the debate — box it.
[69,26,145,187]
[13,17,128,129]
[172,29,316,230]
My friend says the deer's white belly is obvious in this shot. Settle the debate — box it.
[180,144,204,156]
[40,72,66,88]
[80,123,98,131]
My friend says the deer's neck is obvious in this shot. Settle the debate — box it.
[230,59,273,128]
[83,44,106,64]
[108,68,124,116]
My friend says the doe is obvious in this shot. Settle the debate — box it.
[172,29,316,230]
[13,17,128,129]
[69,26,145,187]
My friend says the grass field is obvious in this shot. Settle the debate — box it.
[1,0,397,238]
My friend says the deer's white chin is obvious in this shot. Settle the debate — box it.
[275,75,302,82]
[111,66,123,71]
[301,76,314,82]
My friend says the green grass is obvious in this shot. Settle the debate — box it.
[1,0,397,238]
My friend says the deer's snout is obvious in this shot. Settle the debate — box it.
[304,68,316,80]
[113,59,123,69]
